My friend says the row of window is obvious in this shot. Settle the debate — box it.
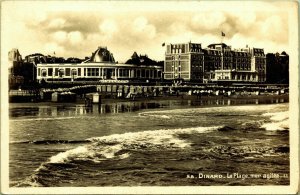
[38,68,80,77]
[165,55,191,61]
[38,67,161,78]
[164,73,190,79]
[217,74,258,81]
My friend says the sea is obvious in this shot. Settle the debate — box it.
[9,97,289,187]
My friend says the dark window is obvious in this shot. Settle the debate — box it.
[141,69,145,77]
[59,69,64,77]
[48,68,53,76]
[72,69,77,76]
[66,68,71,76]
[41,69,47,77]
[55,68,59,76]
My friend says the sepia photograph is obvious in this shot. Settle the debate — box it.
[1,0,299,194]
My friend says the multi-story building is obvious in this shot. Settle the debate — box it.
[8,49,26,88]
[251,48,266,82]
[266,52,289,84]
[164,42,204,82]
[206,43,265,83]
[164,42,267,83]
[202,44,224,82]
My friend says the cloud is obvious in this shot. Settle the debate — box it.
[235,12,257,30]
[191,12,226,31]
[52,31,68,43]
[44,42,65,55]
[99,19,118,38]
[260,15,287,43]
[48,18,66,29]
[2,1,291,63]
[132,16,156,39]
[67,31,83,45]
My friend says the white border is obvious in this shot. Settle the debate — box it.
[1,1,299,194]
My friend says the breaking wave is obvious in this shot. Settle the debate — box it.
[16,125,222,187]
[138,112,172,119]
[261,111,289,131]
[50,125,222,163]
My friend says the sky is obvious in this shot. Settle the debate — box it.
[1,1,296,65]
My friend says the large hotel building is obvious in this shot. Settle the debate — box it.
[164,42,266,83]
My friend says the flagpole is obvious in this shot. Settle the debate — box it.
[221,33,223,44]
[221,31,225,44]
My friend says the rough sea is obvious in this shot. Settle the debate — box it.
[9,97,289,187]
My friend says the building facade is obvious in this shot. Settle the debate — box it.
[164,43,204,82]
[266,52,289,84]
[164,42,266,83]
[36,47,163,83]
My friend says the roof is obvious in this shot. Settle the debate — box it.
[90,46,115,63]
[207,43,228,48]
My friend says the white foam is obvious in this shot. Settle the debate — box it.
[261,111,289,131]
[99,144,123,159]
[262,111,289,121]
[139,103,288,117]
[48,125,221,164]
[138,113,171,119]
[49,146,89,163]
[261,120,289,131]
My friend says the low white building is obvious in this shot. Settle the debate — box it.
[36,47,163,83]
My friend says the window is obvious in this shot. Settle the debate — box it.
[154,70,157,78]
[125,69,129,77]
[72,69,77,76]
[66,68,71,76]
[181,61,189,71]
[167,45,171,54]
[136,69,140,77]
[141,69,145,77]
[41,69,47,77]
[78,68,81,76]
[38,68,40,76]
[165,56,173,61]
[87,68,99,76]
[165,62,173,72]
[48,68,53,76]
[59,69,64,77]
[55,68,59,76]
[119,69,129,77]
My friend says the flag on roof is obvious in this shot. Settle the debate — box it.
[221,32,225,37]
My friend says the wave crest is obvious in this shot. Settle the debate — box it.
[261,111,289,131]
[48,125,222,164]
